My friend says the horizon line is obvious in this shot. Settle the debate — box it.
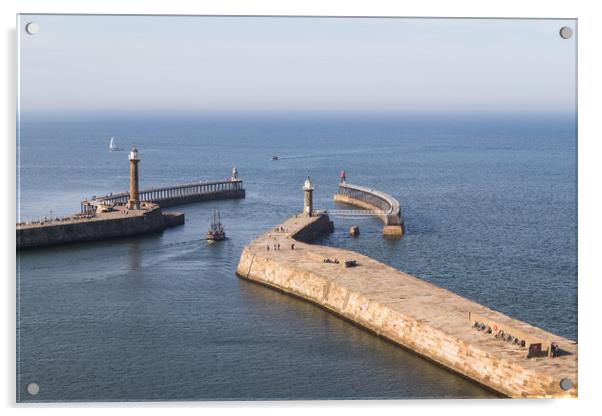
[18,109,577,121]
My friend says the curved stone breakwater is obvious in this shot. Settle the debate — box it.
[236,213,577,398]
[333,182,404,236]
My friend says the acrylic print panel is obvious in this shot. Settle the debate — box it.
[16,15,577,402]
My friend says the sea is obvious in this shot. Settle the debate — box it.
[16,113,577,401]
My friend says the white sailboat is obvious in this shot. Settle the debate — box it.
[109,137,123,152]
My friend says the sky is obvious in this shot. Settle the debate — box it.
[18,15,577,117]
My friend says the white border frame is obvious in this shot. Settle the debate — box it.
[3,1,600,415]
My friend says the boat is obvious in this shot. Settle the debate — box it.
[271,155,279,160]
[109,137,123,152]
[206,209,226,241]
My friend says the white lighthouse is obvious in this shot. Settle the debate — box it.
[230,166,239,181]
[303,176,314,217]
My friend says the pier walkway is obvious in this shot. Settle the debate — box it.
[325,209,387,217]
[81,178,244,213]
[333,182,404,236]
[17,203,184,249]
[237,213,577,398]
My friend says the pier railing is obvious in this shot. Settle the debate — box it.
[334,182,402,226]
[326,209,387,217]
[81,178,244,213]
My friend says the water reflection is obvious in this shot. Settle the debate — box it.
[127,240,142,272]
[237,278,495,398]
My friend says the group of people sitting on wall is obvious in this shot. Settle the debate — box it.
[472,321,527,348]
[23,213,97,226]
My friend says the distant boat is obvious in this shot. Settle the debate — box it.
[271,155,279,160]
[109,137,123,152]
[206,209,226,241]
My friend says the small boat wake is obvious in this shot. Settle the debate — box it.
[270,153,344,161]
[271,154,315,161]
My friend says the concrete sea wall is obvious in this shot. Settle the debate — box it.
[290,214,335,243]
[236,214,577,398]
[162,211,185,227]
[17,206,179,249]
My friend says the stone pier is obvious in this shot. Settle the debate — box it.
[17,203,183,249]
[236,213,577,398]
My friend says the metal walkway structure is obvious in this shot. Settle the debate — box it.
[325,209,387,218]
[332,180,405,235]
[334,182,403,226]
[81,178,244,213]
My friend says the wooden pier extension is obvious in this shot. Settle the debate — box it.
[81,178,244,213]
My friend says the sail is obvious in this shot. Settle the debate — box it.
[109,137,122,151]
